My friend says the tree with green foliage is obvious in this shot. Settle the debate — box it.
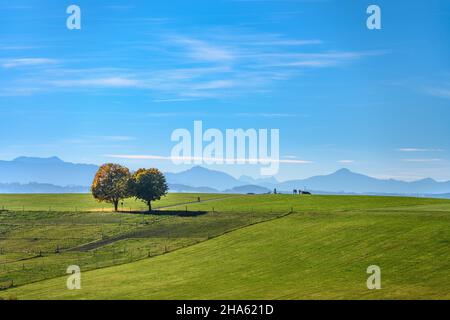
[131,168,168,212]
[91,163,131,211]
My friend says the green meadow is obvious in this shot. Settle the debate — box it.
[0,194,449,300]
[0,193,231,212]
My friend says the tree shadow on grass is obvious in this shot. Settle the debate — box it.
[118,210,208,217]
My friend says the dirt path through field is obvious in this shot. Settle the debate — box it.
[70,195,244,252]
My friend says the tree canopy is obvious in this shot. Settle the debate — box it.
[131,168,168,211]
[91,164,168,212]
[91,163,131,211]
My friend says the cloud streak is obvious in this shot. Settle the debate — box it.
[398,148,444,152]
[402,158,443,163]
[426,87,450,99]
[49,77,142,88]
[2,58,58,68]
[338,160,354,164]
[171,36,235,62]
[0,30,386,99]
[107,154,313,164]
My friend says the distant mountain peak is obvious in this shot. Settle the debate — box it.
[334,168,352,174]
[189,165,209,172]
[415,177,437,183]
[0,156,98,186]
[13,156,64,164]
[165,166,241,191]
[185,166,235,177]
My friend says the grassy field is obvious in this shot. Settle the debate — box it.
[0,193,280,289]
[0,193,232,212]
[0,194,449,299]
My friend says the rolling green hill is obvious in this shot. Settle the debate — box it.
[0,193,232,212]
[1,195,449,300]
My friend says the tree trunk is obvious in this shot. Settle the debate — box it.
[148,201,152,212]
[114,200,119,212]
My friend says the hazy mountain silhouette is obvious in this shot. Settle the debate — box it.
[168,183,218,193]
[238,175,278,188]
[165,166,242,190]
[1,157,450,195]
[277,168,450,194]
[168,167,450,194]
[224,184,271,194]
[0,157,98,186]
[0,182,89,194]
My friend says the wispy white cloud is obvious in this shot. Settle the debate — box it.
[0,46,37,51]
[151,98,197,103]
[402,158,443,163]
[34,66,238,98]
[252,51,386,68]
[426,87,450,99]
[398,148,444,152]
[107,154,313,164]
[2,58,58,68]
[0,87,42,96]
[48,77,142,88]
[192,80,235,90]
[0,29,386,99]
[248,39,323,46]
[171,36,235,62]
[371,173,431,182]
[338,160,354,164]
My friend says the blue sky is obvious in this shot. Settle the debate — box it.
[1,0,450,181]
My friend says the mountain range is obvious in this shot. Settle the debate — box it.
[276,168,450,194]
[0,156,98,186]
[0,156,449,197]
[0,182,89,194]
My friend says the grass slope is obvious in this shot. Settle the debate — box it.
[0,193,232,212]
[0,194,279,288]
[2,195,449,300]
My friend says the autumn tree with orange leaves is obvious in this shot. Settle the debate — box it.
[91,163,131,211]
